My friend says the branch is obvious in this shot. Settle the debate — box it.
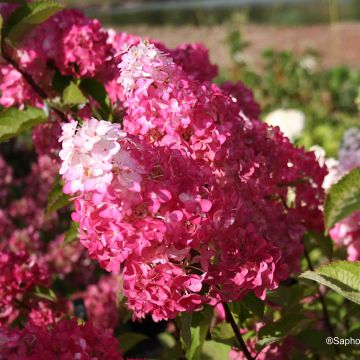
[222,302,254,360]
[1,41,67,122]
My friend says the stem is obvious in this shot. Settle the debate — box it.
[302,241,340,355]
[222,302,254,360]
[1,41,67,121]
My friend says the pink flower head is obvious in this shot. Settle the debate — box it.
[0,250,50,326]
[169,43,218,82]
[0,319,123,359]
[118,41,174,95]
[59,41,326,322]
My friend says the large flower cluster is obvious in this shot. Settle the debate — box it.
[0,319,123,359]
[59,42,326,321]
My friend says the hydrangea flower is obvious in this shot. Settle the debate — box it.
[0,250,50,325]
[72,275,120,330]
[221,81,261,120]
[0,319,123,359]
[59,119,126,194]
[59,42,326,322]
[264,109,305,141]
[0,65,41,108]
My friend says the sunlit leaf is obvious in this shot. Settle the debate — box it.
[300,261,360,305]
[46,177,69,214]
[180,306,213,360]
[4,0,63,44]
[62,222,79,247]
[324,168,360,233]
[0,106,47,142]
[63,81,87,106]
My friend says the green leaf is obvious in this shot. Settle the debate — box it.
[180,306,213,360]
[52,70,72,94]
[80,78,111,120]
[267,284,317,310]
[300,261,360,305]
[210,323,235,346]
[324,167,360,233]
[158,332,176,349]
[304,231,334,260]
[62,222,79,247]
[46,177,69,214]
[0,106,47,142]
[117,333,148,353]
[258,314,312,348]
[228,301,250,323]
[241,292,265,319]
[296,329,335,356]
[200,340,232,360]
[63,81,87,106]
[4,1,63,45]
[161,343,183,360]
[180,312,193,351]
[34,286,57,302]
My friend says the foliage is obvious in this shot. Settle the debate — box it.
[324,167,360,233]
[224,28,360,157]
[301,261,360,305]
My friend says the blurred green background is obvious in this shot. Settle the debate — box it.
[61,0,360,157]
[62,0,359,26]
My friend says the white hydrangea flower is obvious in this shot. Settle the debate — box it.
[311,127,360,191]
[59,118,126,194]
[264,109,305,141]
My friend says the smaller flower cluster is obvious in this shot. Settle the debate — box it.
[167,43,218,82]
[0,65,41,108]
[0,150,95,327]
[325,128,360,261]
[0,319,123,360]
[32,114,63,159]
[72,275,120,330]
[0,250,50,326]
[59,119,126,194]
[221,81,261,120]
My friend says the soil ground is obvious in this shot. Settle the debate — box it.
[117,22,360,70]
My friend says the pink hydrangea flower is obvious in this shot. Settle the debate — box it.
[72,275,120,330]
[0,250,50,325]
[32,114,63,159]
[0,65,41,108]
[168,43,218,82]
[59,42,326,322]
[0,319,123,359]
[221,80,261,120]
